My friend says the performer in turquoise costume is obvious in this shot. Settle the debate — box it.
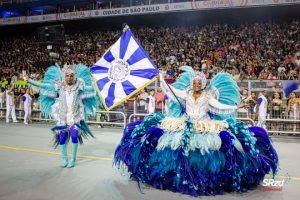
[24,64,98,168]
[114,66,278,196]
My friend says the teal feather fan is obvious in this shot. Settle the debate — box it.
[38,64,61,118]
[76,64,101,117]
[208,72,240,106]
[167,66,194,117]
[207,73,240,120]
[76,63,93,85]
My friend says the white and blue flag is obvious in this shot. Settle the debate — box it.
[90,27,159,110]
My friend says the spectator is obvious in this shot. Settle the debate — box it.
[11,73,18,83]
[271,92,283,119]
[248,92,258,121]
[22,88,32,125]
[287,68,298,80]
[256,90,269,129]
[286,92,300,132]
[146,89,155,114]
[240,89,248,102]
[286,92,300,120]
[278,64,286,80]
[137,88,148,113]
[154,87,165,113]
[295,55,300,68]
[6,85,18,123]
[238,89,249,117]
[0,87,4,108]
[271,92,283,130]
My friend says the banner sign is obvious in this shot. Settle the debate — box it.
[27,14,56,23]
[1,80,39,93]
[56,10,93,20]
[1,0,299,26]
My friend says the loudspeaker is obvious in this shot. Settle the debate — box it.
[37,24,65,44]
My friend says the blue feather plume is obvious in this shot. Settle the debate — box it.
[208,73,240,106]
[38,64,61,117]
[167,66,194,117]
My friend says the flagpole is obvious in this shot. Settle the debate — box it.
[123,23,185,113]
[157,76,186,114]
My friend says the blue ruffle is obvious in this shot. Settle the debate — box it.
[114,114,279,196]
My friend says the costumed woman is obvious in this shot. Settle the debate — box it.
[114,66,278,196]
[24,64,98,168]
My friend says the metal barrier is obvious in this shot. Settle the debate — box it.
[236,117,255,126]
[128,113,150,123]
[1,106,299,136]
[266,118,300,136]
[0,107,126,127]
[88,110,126,128]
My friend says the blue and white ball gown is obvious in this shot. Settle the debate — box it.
[114,67,278,196]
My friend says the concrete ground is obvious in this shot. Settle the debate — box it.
[0,121,299,200]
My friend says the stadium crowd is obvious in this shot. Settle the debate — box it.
[0,21,300,124]
[1,20,300,83]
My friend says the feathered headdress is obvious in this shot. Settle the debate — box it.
[61,64,77,84]
[62,64,76,76]
[192,71,207,89]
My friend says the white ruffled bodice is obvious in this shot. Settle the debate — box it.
[185,90,211,120]
[156,72,242,154]
[159,73,237,119]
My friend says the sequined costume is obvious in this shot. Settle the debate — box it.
[114,66,278,196]
[27,64,99,167]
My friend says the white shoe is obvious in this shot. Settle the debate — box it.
[6,121,9,123]
[24,122,28,125]
[13,120,18,123]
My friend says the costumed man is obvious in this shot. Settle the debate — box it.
[24,64,98,168]
[6,84,18,123]
[256,90,268,129]
[114,66,278,196]
[146,89,156,114]
[22,88,32,125]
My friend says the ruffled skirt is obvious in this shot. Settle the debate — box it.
[114,113,278,196]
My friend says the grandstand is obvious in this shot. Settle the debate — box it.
[1,0,300,133]
[0,0,299,131]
